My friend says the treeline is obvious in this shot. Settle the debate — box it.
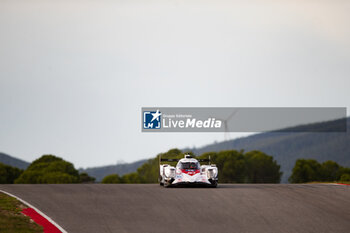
[289,159,350,183]
[0,155,95,184]
[102,149,283,184]
[2,151,349,184]
[102,149,184,184]
[0,162,22,184]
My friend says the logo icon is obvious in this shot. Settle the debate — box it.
[143,110,162,129]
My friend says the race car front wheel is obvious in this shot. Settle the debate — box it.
[163,178,174,188]
[158,176,164,186]
[209,179,218,188]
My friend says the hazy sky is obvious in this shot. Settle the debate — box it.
[1,0,349,168]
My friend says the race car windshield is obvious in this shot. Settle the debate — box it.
[179,162,199,170]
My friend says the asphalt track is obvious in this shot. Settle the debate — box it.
[1,184,350,233]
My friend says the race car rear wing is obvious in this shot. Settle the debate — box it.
[159,155,211,164]
[160,158,179,162]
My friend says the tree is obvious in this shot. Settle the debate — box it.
[340,174,350,182]
[320,160,341,181]
[40,172,78,184]
[193,150,282,183]
[15,155,80,184]
[102,148,282,184]
[289,159,350,183]
[203,150,246,183]
[102,174,121,184]
[79,172,96,183]
[121,173,141,183]
[244,151,282,183]
[338,167,350,180]
[288,159,321,183]
[0,162,23,184]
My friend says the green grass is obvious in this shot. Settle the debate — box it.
[0,193,43,233]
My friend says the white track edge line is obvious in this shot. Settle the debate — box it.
[0,189,68,233]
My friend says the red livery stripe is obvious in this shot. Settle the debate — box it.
[181,169,200,176]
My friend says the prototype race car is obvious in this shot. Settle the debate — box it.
[159,154,218,187]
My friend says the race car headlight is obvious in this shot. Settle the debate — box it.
[165,168,176,178]
[207,169,214,179]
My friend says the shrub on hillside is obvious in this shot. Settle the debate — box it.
[289,159,350,183]
[340,174,350,182]
[102,174,121,183]
[109,148,282,184]
[79,172,96,183]
[14,155,80,184]
[0,162,23,184]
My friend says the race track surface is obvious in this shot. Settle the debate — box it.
[1,184,349,233]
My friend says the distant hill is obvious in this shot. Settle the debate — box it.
[80,159,148,182]
[0,152,30,169]
[184,117,350,183]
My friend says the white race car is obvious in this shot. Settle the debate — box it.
[159,155,218,187]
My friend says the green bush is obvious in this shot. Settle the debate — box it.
[39,172,78,184]
[14,171,42,184]
[79,172,96,183]
[340,173,350,182]
[320,160,341,181]
[15,155,80,184]
[244,151,282,183]
[121,173,141,183]
[108,148,282,184]
[102,174,121,183]
[289,159,350,183]
[0,163,23,184]
[288,159,321,183]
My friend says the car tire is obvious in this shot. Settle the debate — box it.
[209,179,218,188]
